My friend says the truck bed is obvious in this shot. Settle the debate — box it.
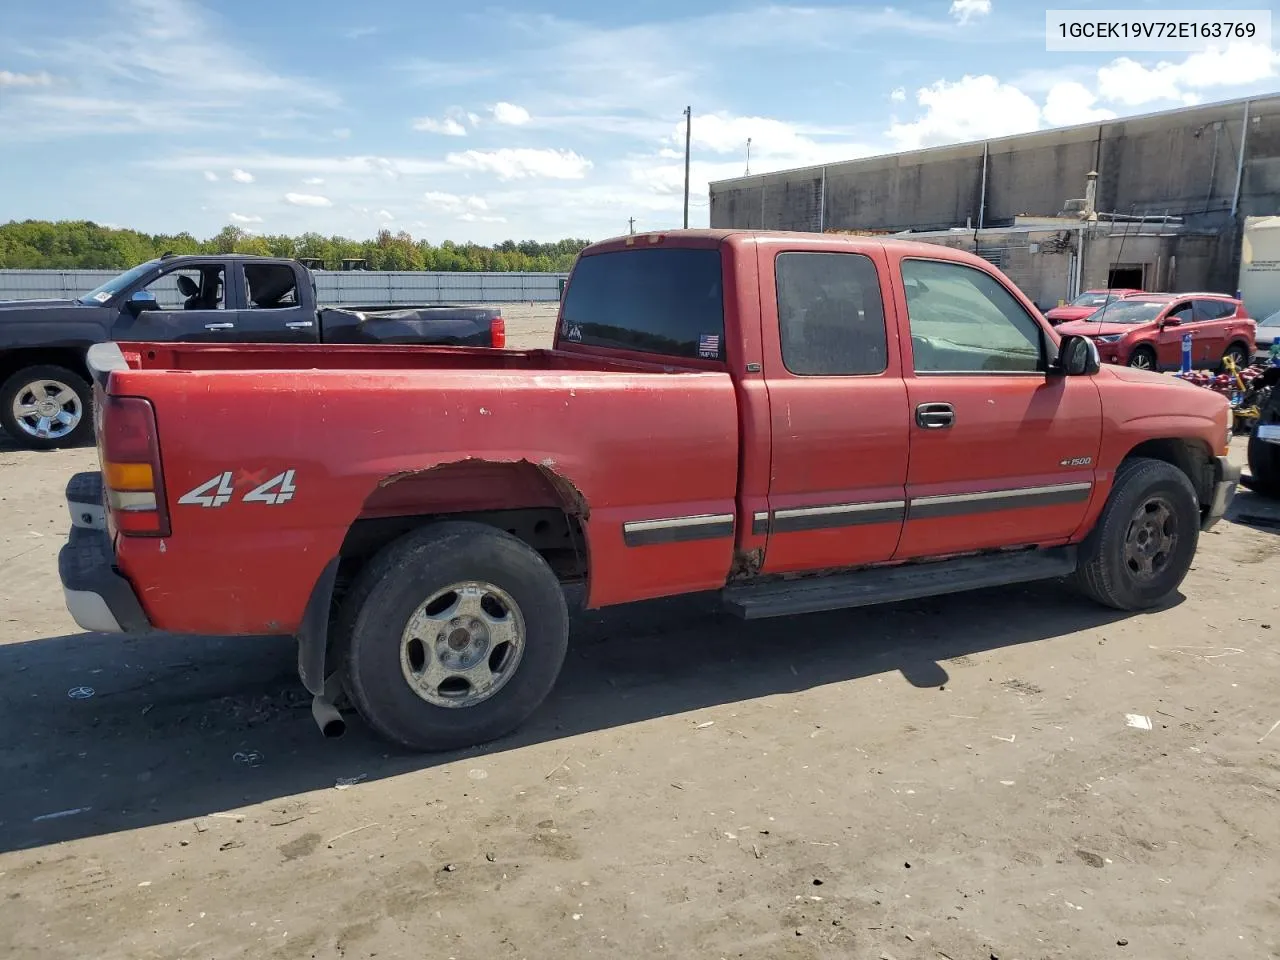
[105,341,703,376]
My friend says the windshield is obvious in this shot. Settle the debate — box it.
[78,260,159,304]
[1261,309,1280,328]
[559,247,724,360]
[1087,300,1165,324]
[1071,292,1114,307]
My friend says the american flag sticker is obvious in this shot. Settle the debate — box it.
[698,333,721,359]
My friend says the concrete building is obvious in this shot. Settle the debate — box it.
[708,95,1280,311]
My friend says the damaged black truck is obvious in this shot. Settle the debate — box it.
[0,253,506,449]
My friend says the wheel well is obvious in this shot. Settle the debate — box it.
[0,347,90,386]
[1122,438,1214,504]
[335,460,590,597]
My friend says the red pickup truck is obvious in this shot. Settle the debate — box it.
[60,230,1240,752]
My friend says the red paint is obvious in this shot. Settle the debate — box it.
[94,230,1233,638]
[1044,288,1143,325]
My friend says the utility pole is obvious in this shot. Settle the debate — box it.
[628,217,636,235]
[745,137,752,176]
[683,105,692,230]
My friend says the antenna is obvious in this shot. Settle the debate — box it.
[1097,204,1137,323]
[628,217,636,235]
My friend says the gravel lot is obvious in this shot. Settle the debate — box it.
[1,317,1279,959]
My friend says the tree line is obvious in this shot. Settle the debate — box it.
[0,221,591,273]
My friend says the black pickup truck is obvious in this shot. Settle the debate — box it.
[0,253,505,449]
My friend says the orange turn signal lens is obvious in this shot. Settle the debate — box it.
[104,461,155,491]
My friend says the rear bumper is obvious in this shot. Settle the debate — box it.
[58,472,152,634]
[1201,455,1241,532]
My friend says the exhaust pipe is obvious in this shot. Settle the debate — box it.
[311,695,346,738]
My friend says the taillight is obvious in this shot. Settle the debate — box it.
[101,396,169,537]
[490,315,506,349]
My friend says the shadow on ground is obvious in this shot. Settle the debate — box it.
[0,578,1158,853]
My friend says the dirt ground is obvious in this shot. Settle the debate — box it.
[2,316,1279,959]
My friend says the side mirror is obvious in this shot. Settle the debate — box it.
[1161,316,1182,328]
[1051,334,1101,376]
[127,289,158,314]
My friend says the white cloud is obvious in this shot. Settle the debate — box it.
[376,209,394,221]
[412,115,467,135]
[491,101,531,125]
[888,74,1041,149]
[459,212,508,223]
[344,26,377,40]
[151,153,450,176]
[284,192,333,207]
[302,176,324,185]
[1042,81,1116,127]
[890,87,906,102]
[332,127,351,140]
[445,147,592,180]
[228,212,262,223]
[203,170,218,181]
[0,70,53,88]
[423,191,491,213]
[1096,42,1279,107]
[949,0,992,24]
[230,168,254,183]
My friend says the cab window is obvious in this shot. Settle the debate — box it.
[775,252,888,376]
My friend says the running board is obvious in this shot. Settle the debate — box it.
[721,547,1078,620]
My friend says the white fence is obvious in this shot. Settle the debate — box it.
[0,269,569,304]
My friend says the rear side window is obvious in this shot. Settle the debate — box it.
[244,264,300,309]
[560,248,724,360]
[775,252,887,375]
[1193,299,1235,321]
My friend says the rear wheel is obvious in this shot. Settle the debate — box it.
[1221,342,1251,373]
[338,521,569,752]
[1072,457,1200,611]
[0,364,93,450]
[1127,346,1157,371]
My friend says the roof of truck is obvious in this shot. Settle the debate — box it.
[581,228,993,261]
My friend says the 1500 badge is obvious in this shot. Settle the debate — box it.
[1059,457,1093,467]
[178,470,297,508]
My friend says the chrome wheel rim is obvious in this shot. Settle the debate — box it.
[1128,351,1154,371]
[399,581,525,709]
[11,379,82,440]
[1123,497,1178,581]
[1227,347,1247,368]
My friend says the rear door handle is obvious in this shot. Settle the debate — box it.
[285,321,314,329]
[915,402,955,429]
[204,322,235,330]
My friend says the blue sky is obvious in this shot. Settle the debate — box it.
[1,0,1277,242]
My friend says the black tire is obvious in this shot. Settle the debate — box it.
[1127,345,1157,371]
[338,521,569,752]
[1071,457,1200,611]
[1247,387,1280,499]
[1221,342,1251,373]
[0,364,93,450]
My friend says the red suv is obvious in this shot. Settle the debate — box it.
[1044,288,1143,325]
[1056,293,1256,372]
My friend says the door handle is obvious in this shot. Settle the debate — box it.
[285,321,315,329]
[204,322,235,330]
[915,402,955,429]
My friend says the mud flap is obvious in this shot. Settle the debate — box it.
[296,557,340,697]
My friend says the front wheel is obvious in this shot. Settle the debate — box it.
[1246,386,1280,499]
[1071,457,1200,611]
[338,521,569,752]
[1127,346,1157,371]
[0,364,93,450]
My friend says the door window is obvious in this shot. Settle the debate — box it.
[1193,299,1235,322]
[901,259,1043,373]
[775,252,888,375]
[1166,302,1194,323]
[244,263,300,309]
[143,265,226,311]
